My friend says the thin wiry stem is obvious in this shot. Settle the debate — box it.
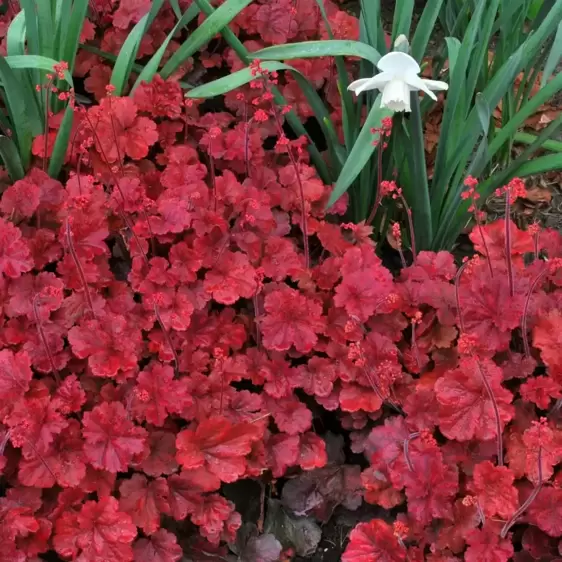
[456,261,503,465]
[505,187,515,297]
[521,266,548,358]
[153,304,179,376]
[403,432,420,472]
[501,446,543,538]
[66,218,96,318]
[474,358,504,466]
[32,294,60,384]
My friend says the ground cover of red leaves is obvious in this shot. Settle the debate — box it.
[0,1,561,561]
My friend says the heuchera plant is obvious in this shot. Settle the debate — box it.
[0,1,561,562]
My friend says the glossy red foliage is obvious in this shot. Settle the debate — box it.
[0,1,560,561]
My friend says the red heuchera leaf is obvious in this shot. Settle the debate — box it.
[133,75,183,119]
[260,285,326,353]
[470,219,533,260]
[175,417,262,483]
[266,433,301,477]
[471,461,518,519]
[434,357,514,441]
[521,419,562,485]
[0,219,33,278]
[68,313,140,378]
[465,523,514,562]
[389,434,458,525]
[342,519,406,562]
[189,493,239,544]
[119,474,170,535]
[527,487,562,537]
[0,176,41,218]
[53,496,137,561]
[113,0,151,29]
[519,375,562,409]
[203,251,258,305]
[267,395,312,435]
[88,97,158,162]
[133,529,183,562]
[139,430,179,477]
[533,310,562,381]
[167,468,221,521]
[82,401,148,473]
[0,349,33,404]
[18,418,86,489]
[130,361,191,426]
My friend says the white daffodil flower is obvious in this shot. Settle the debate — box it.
[348,51,448,112]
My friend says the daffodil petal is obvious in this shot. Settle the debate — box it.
[348,73,392,95]
[377,51,420,75]
[422,78,449,92]
[402,72,438,101]
[381,79,411,112]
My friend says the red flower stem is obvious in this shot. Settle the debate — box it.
[153,304,179,375]
[43,78,53,171]
[243,105,252,178]
[476,220,494,278]
[505,188,515,297]
[366,143,384,226]
[397,247,407,269]
[411,322,422,371]
[398,193,416,265]
[474,358,504,466]
[533,229,540,260]
[261,76,310,268]
[456,261,504,465]
[521,266,548,358]
[253,293,261,348]
[32,295,60,384]
[81,110,153,264]
[454,261,469,333]
[500,447,542,537]
[208,138,217,213]
[66,218,96,318]
[403,432,420,472]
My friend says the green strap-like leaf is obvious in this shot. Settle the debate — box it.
[0,135,25,181]
[542,21,562,87]
[410,0,444,62]
[62,0,89,74]
[48,102,74,178]
[391,0,414,44]
[160,0,254,79]
[0,57,33,169]
[110,0,165,95]
[327,96,393,208]
[252,40,381,66]
[132,2,200,93]
[7,11,26,56]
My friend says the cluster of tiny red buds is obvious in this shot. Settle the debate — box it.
[379,180,399,198]
[371,117,393,147]
[391,222,402,247]
[457,332,479,355]
[254,267,265,293]
[410,310,422,325]
[461,254,482,274]
[213,347,227,367]
[208,126,222,140]
[419,429,437,447]
[393,521,409,539]
[528,222,540,236]
[460,175,482,213]
[53,61,69,80]
[495,177,527,204]
[105,84,116,96]
[347,342,365,367]
[462,495,478,507]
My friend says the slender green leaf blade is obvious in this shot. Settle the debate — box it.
[0,135,25,180]
[48,102,73,178]
[360,0,387,55]
[542,20,562,86]
[0,57,33,169]
[252,40,381,66]
[160,0,254,78]
[132,3,200,93]
[327,96,393,208]
[411,0,444,61]
[391,0,414,44]
[7,11,26,56]
[36,0,54,58]
[110,0,165,95]
[62,0,89,74]
[4,55,73,85]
